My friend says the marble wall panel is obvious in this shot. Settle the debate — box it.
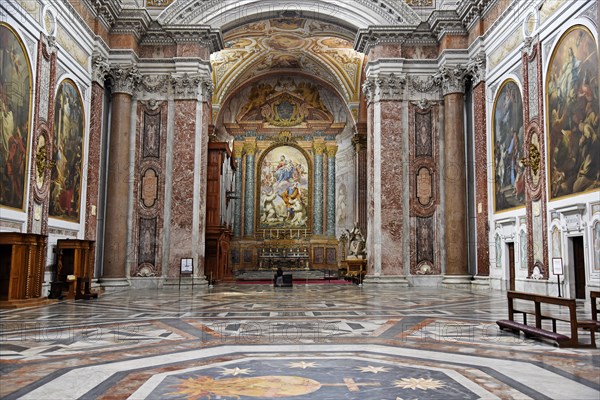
[379,101,404,275]
[473,83,490,275]
[84,83,105,241]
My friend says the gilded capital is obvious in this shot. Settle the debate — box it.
[243,142,257,155]
[233,144,244,158]
[326,145,338,157]
[313,143,326,155]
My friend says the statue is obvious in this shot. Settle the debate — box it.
[345,223,366,259]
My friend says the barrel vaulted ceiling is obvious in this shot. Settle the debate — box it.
[210,18,366,108]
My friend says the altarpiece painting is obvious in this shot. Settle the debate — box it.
[547,25,599,199]
[0,24,32,210]
[258,145,310,229]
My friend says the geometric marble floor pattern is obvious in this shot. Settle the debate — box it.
[1,285,598,399]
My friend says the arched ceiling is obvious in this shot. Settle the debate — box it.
[210,18,366,108]
[158,0,422,28]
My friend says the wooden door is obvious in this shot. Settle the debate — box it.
[507,243,515,291]
[572,236,586,299]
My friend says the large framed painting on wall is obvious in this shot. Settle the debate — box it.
[49,79,84,221]
[0,23,32,210]
[493,79,525,212]
[547,25,599,200]
[257,144,310,229]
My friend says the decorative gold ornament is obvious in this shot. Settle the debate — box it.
[521,142,541,176]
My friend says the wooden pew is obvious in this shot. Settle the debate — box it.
[496,291,596,348]
[591,291,600,331]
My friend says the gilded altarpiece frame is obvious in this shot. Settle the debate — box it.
[408,103,440,275]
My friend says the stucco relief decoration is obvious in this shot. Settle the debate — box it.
[0,23,32,210]
[551,226,562,258]
[492,80,525,212]
[143,112,161,159]
[258,145,310,229]
[547,25,599,200]
[236,79,333,130]
[49,79,84,222]
[211,18,365,105]
[34,132,53,195]
[91,54,110,86]
[520,229,527,269]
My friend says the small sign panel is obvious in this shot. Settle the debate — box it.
[552,257,563,276]
[180,258,193,274]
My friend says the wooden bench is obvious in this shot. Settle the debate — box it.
[496,291,596,348]
[591,291,600,331]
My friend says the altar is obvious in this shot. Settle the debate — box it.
[258,246,309,270]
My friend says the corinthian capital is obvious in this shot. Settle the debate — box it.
[466,52,486,86]
[92,54,110,86]
[109,65,142,95]
[433,64,467,95]
[171,73,210,100]
[362,73,406,104]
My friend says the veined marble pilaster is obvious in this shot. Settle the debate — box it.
[313,143,326,236]
[326,145,337,237]
[363,73,406,279]
[233,145,243,238]
[243,142,257,237]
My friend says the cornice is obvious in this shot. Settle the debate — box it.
[456,0,490,31]
[428,9,468,41]
[141,25,224,53]
[111,8,152,40]
[354,26,432,54]
[79,0,122,29]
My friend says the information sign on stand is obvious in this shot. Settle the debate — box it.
[552,257,563,297]
[179,258,194,291]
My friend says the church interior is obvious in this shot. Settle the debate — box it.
[0,0,599,398]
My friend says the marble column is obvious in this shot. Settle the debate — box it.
[233,144,243,238]
[361,73,409,285]
[352,133,367,234]
[326,144,337,237]
[313,143,325,235]
[85,55,110,241]
[101,66,141,287]
[243,142,257,237]
[436,65,472,285]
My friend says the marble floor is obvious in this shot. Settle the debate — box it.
[0,284,598,399]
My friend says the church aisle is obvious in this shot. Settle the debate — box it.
[0,286,598,399]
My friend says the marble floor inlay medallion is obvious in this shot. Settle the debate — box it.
[0,285,598,399]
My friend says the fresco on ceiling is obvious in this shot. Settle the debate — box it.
[210,18,364,104]
[492,80,525,212]
[49,79,84,222]
[258,145,310,229]
[547,25,599,199]
[0,23,32,210]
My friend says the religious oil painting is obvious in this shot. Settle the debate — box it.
[258,145,310,229]
[0,23,32,210]
[49,79,84,221]
[492,79,525,212]
[547,25,599,200]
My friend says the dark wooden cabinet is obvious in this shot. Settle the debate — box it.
[0,233,47,306]
[205,142,236,283]
[50,239,97,300]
